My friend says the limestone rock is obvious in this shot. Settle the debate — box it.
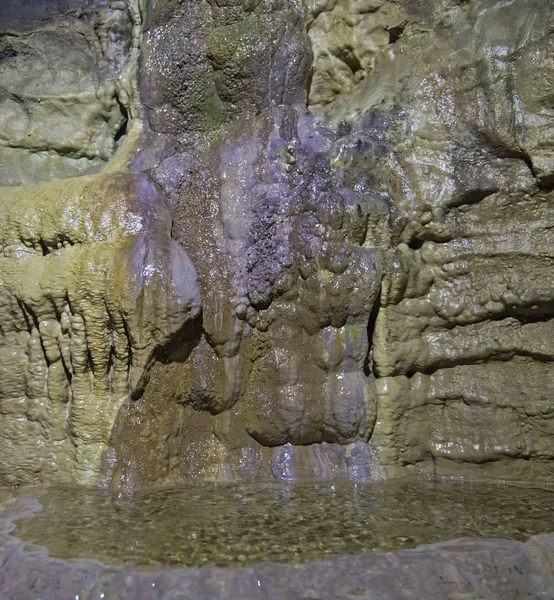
[325,0,554,481]
[0,172,200,485]
[0,0,553,487]
[0,0,133,186]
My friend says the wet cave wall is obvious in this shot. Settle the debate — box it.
[0,0,552,488]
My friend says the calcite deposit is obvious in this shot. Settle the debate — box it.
[0,0,136,186]
[0,0,552,487]
[0,0,201,485]
[0,172,200,484]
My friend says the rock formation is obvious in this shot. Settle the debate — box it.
[0,1,200,485]
[0,0,552,486]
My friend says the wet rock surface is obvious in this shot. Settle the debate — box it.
[107,0,554,487]
[0,483,553,599]
[0,172,200,485]
[107,0,384,487]
[0,0,134,186]
[327,0,554,481]
[0,0,552,488]
[9,479,554,567]
[0,1,553,596]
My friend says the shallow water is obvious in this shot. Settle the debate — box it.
[11,479,554,568]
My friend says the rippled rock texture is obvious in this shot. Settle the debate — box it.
[332,0,554,482]
[0,0,201,485]
[0,0,552,486]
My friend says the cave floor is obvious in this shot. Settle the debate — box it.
[0,479,553,599]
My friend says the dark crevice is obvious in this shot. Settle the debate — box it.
[61,353,73,387]
[41,343,52,368]
[387,24,405,45]
[408,237,424,251]
[16,297,33,334]
[106,345,116,394]
[23,300,39,333]
[21,300,52,368]
[364,290,381,376]
[86,347,95,374]
[333,47,363,76]
[120,317,133,375]
[64,292,74,317]
[521,153,536,178]
[448,187,498,209]
[344,53,363,76]
[395,354,521,381]
[477,143,538,182]
[114,100,128,145]
[38,239,50,256]
[441,306,554,331]
[502,150,554,192]
[114,117,128,145]
[537,172,554,192]
[16,237,80,256]
[386,348,554,381]
[510,350,554,363]
[156,316,203,364]
[376,310,554,380]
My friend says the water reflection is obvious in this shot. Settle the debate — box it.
[11,479,554,568]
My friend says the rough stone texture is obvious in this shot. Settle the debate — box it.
[0,496,553,599]
[104,0,554,487]
[106,0,389,487]
[307,0,407,107]
[0,0,552,486]
[321,0,554,481]
[0,0,135,186]
[0,1,201,487]
[0,172,200,485]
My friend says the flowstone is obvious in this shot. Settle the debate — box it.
[0,0,552,487]
[0,172,200,485]
[107,0,387,486]
[323,0,554,481]
[0,0,201,485]
[0,0,134,186]
[107,0,554,487]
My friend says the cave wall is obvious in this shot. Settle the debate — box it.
[332,0,554,482]
[0,0,134,186]
[0,0,552,487]
[0,0,201,485]
[108,0,554,487]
